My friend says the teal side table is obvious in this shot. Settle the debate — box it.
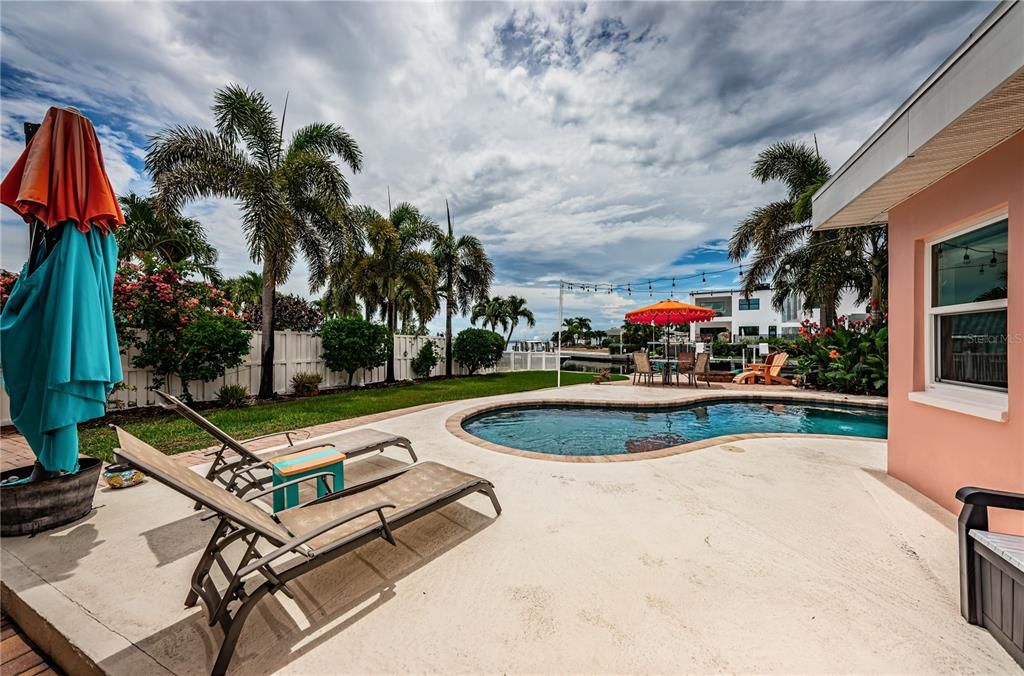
[269,447,346,512]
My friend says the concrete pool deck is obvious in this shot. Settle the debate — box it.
[1,382,1018,674]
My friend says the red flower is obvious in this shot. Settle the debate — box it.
[829,349,840,359]
[824,327,833,335]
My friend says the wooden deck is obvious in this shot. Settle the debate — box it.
[0,615,59,676]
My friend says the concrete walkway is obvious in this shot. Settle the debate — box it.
[1,382,1017,674]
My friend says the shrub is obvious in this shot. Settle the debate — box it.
[410,341,439,379]
[789,316,888,395]
[215,384,250,407]
[320,317,390,385]
[290,371,323,397]
[244,293,323,332]
[119,262,249,401]
[0,269,18,313]
[452,328,505,375]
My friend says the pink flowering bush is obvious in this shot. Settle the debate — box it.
[0,269,18,312]
[116,261,249,401]
[789,311,888,395]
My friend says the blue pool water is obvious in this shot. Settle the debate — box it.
[463,400,887,456]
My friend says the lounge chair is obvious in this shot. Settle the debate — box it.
[153,391,417,497]
[733,351,791,385]
[112,426,501,676]
[955,486,1024,667]
[632,352,655,385]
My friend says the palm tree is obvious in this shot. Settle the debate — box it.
[433,201,494,376]
[221,271,263,311]
[729,140,841,324]
[771,225,887,321]
[501,295,535,347]
[117,192,220,281]
[559,316,591,346]
[320,205,369,318]
[471,297,509,333]
[352,202,439,382]
[146,84,362,398]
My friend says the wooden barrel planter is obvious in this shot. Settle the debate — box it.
[0,458,102,537]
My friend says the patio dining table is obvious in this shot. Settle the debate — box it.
[650,358,680,385]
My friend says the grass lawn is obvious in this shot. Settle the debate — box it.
[80,371,623,462]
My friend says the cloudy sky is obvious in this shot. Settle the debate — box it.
[0,1,994,337]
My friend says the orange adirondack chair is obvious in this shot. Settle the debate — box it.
[733,351,792,385]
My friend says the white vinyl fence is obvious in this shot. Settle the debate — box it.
[495,350,560,372]
[0,332,560,425]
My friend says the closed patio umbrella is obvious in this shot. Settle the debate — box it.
[0,106,124,478]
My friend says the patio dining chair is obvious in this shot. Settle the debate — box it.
[112,426,501,676]
[631,352,655,385]
[152,390,417,499]
[679,352,711,388]
[674,351,696,386]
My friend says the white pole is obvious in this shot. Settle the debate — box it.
[557,281,563,388]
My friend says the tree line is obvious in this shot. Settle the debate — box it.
[121,84,514,397]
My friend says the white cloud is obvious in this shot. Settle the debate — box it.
[0,1,994,335]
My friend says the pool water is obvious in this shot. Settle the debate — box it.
[462,400,887,456]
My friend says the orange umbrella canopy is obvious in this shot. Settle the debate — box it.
[1,106,124,234]
[625,299,716,326]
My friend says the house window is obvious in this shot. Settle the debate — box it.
[738,298,760,311]
[782,294,801,322]
[695,299,728,316]
[768,325,777,338]
[927,216,1008,392]
[739,326,759,337]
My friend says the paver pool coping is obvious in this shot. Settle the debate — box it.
[446,391,887,463]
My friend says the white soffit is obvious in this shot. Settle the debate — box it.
[812,1,1024,230]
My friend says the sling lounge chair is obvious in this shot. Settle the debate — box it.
[153,390,417,497]
[632,352,655,385]
[112,426,501,676]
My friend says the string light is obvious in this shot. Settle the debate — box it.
[979,265,985,275]
[963,247,970,264]
[701,272,706,285]
[990,250,998,267]
[627,283,631,297]
[648,280,652,297]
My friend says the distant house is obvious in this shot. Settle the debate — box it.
[686,287,864,342]
[812,2,1022,532]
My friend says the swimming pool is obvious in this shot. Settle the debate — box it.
[461,399,887,457]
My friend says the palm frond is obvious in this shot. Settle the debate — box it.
[212,84,281,169]
[289,122,363,172]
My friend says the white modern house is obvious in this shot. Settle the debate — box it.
[687,286,865,341]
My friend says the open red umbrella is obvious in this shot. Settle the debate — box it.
[625,299,716,325]
[625,300,716,384]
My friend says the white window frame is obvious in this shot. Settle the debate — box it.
[915,212,1008,421]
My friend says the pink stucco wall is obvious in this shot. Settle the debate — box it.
[887,131,1023,534]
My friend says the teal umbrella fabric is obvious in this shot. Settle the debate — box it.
[1,225,122,472]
